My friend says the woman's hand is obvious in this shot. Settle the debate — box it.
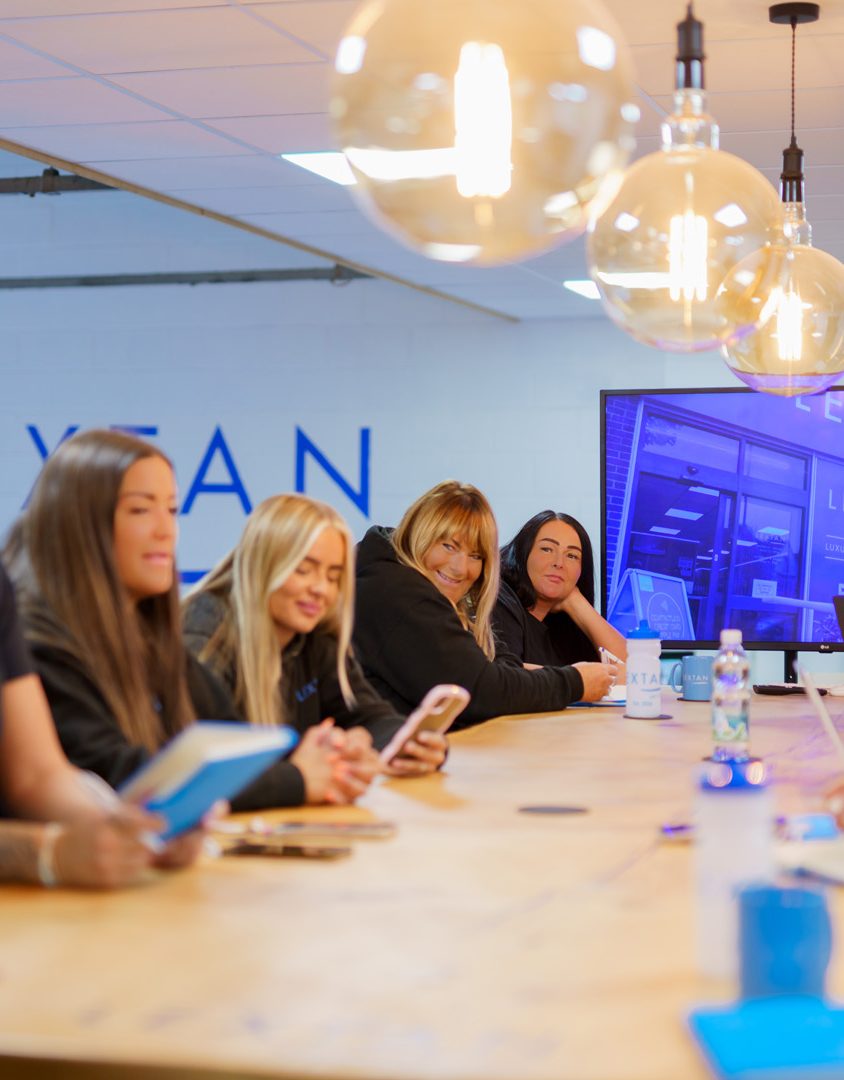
[328,727,381,802]
[151,801,229,870]
[552,583,583,614]
[51,806,159,888]
[573,661,617,703]
[383,730,448,777]
[291,721,342,805]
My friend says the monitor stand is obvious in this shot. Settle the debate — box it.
[784,649,797,683]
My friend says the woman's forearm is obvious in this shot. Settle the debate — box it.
[559,589,627,659]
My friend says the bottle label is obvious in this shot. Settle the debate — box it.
[712,707,748,745]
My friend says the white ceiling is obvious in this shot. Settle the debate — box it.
[0,0,842,321]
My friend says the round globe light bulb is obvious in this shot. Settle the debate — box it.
[330,0,637,266]
[718,206,844,397]
[587,89,783,352]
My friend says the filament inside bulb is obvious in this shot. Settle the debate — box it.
[454,42,513,199]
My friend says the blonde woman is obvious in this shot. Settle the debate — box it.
[354,481,614,727]
[183,494,447,806]
[7,429,286,815]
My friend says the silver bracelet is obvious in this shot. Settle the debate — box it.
[37,822,63,888]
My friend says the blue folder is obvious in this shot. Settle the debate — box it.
[689,997,844,1079]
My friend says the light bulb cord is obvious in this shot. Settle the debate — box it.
[780,15,805,205]
[790,18,797,145]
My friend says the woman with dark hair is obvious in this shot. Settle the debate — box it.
[495,511,626,668]
[6,429,296,813]
[354,482,615,729]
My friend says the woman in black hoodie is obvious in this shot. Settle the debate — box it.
[354,481,615,729]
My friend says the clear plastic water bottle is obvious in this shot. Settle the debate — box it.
[711,628,750,762]
[694,759,774,978]
[625,619,661,719]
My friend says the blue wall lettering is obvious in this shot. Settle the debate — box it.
[295,426,370,518]
[181,426,252,515]
[27,424,80,462]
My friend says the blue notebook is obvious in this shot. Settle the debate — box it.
[119,722,297,840]
[689,997,844,1079]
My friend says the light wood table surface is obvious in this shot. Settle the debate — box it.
[1,691,843,1080]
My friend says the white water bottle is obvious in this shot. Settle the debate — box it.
[694,759,774,978]
[625,619,661,718]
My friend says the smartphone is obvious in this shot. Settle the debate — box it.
[222,841,352,859]
[379,684,470,765]
[215,819,396,840]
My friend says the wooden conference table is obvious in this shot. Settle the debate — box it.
[1,692,844,1080]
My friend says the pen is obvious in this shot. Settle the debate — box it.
[599,646,622,665]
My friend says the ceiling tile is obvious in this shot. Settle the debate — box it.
[177,182,354,214]
[93,153,303,191]
[0,121,246,161]
[244,2,356,59]
[0,77,168,126]
[2,8,319,74]
[203,113,332,154]
[0,2,225,13]
[109,64,328,119]
[605,0,844,47]
[0,37,72,78]
[633,35,844,96]
[651,87,844,135]
[241,210,375,238]
[720,128,844,170]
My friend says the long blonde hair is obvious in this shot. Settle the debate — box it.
[12,429,194,752]
[393,480,499,659]
[186,494,356,728]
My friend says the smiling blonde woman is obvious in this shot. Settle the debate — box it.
[353,481,614,727]
[183,494,447,806]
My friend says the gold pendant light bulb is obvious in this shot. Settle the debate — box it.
[717,5,844,396]
[586,5,782,352]
[718,202,844,397]
[331,0,638,266]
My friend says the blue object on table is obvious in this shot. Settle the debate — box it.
[689,997,844,1079]
[739,885,832,1000]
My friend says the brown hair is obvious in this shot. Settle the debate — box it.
[16,429,194,751]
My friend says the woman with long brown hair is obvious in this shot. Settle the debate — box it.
[353,481,615,727]
[7,429,288,812]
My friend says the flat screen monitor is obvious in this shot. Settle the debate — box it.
[601,387,844,656]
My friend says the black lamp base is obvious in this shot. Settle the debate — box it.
[769,3,820,24]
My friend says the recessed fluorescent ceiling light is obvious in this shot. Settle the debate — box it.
[665,508,703,521]
[563,279,601,300]
[688,486,719,497]
[281,151,356,186]
[650,526,680,535]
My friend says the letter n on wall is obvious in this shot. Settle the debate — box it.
[295,427,370,518]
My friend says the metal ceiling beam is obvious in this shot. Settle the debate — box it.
[0,266,370,290]
[0,167,113,196]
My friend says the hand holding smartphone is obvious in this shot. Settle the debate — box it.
[379,684,469,767]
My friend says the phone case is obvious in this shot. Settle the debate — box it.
[379,684,470,764]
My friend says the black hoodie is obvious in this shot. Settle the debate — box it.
[353,527,584,728]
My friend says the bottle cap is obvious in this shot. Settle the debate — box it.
[627,619,661,639]
[699,758,768,793]
[720,628,743,646]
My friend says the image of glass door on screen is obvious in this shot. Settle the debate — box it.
[607,405,812,643]
[726,497,804,641]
